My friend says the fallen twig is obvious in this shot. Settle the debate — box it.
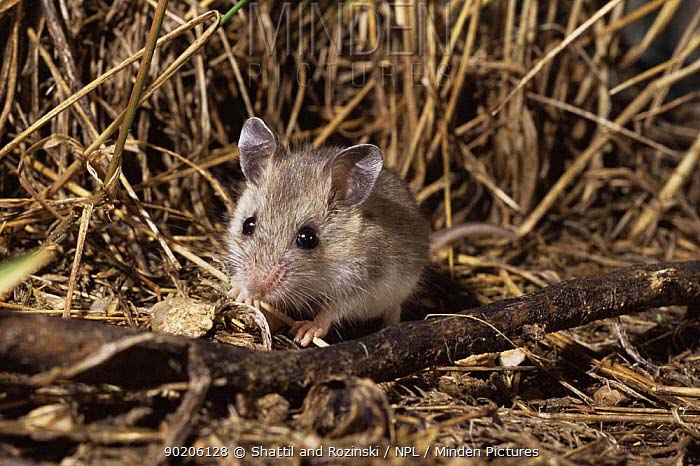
[0,261,698,396]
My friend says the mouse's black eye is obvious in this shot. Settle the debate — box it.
[295,226,319,249]
[242,217,256,236]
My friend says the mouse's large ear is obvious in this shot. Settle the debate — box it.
[238,117,276,184]
[327,144,383,208]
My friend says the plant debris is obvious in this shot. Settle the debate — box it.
[1,0,700,464]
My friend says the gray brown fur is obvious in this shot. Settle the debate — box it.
[226,118,429,337]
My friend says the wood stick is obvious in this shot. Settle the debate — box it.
[1,261,699,396]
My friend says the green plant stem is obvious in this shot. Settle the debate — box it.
[220,0,250,26]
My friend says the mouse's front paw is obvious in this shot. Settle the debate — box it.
[290,320,326,347]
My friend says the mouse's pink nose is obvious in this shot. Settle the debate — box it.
[245,263,285,299]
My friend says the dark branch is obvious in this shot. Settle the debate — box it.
[1,261,699,396]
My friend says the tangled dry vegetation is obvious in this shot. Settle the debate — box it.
[1,0,700,464]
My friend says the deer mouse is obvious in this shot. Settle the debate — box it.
[226,117,429,347]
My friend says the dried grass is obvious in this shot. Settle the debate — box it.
[1,0,700,464]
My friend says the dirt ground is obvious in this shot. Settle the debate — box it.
[1,0,700,464]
